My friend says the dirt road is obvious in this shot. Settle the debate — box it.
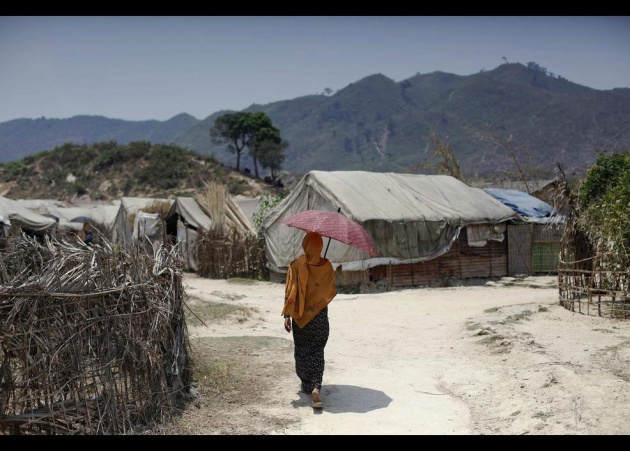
[172,274,630,435]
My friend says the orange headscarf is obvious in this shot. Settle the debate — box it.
[282,232,337,329]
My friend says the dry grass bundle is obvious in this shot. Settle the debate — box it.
[0,233,193,435]
[195,180,226,232]
[196,228,267,280]
[141,200,172,218]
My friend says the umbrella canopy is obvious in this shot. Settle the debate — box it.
[69,216,93,223]
[280,209,378,257]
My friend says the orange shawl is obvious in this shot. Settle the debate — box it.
[282,232,337,329]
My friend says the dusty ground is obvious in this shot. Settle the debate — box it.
[150,273,630,435]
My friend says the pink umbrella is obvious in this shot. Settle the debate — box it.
[280,209,378,257]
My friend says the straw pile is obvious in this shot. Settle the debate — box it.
[0,233,192,434]
[195,180,256,235]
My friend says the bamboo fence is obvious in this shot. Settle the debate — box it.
[554,170,630,319]
[558,255,630,319]
[0,233,192,435]
[196,228,268,280]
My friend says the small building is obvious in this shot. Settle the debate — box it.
[483,187,566,275]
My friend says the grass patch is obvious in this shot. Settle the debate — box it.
[505,310,534,323]
[601,339,630,353]
[186,301,253,326]
[337,285,362,294]
[192,355,234,395]
[188,336,292,396]
[478,334,506,345]
[209,290,246,301]
[533,411,553,420]
[465,322,481,331]
[538,305,549,312]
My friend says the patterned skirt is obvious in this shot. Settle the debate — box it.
[291,306,329,393]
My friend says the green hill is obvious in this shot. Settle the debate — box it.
[0,141,284,201]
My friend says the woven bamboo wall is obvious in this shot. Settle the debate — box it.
[369,231,508,288]
[196,228,267,280]
[532,224,564,274]
[0,235,192,435]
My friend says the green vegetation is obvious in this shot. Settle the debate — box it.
[252,193,284,236]
[0,161,28,180]
[577,151,630,270]
[185,300,252,326]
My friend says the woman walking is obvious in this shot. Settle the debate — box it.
[282,231,337,409]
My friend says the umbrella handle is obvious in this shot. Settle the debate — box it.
[323,207,341,258]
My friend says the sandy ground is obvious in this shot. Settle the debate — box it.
[175,273,630,435]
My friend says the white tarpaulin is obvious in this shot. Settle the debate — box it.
[132,211,161,241]
[167,197,213,231]
[176,219,199,271]
[42,205,121,232]
[112,197,173,246]
[0,196,57,233]
[263,171,519,272]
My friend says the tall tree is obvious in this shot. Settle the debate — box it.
[210,111,285,177]
[259,138,288,182]
[209,112,251,172]
[245,112,283,178]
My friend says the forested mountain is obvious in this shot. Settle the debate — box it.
[0,113,199,163]
[2,63,629,181]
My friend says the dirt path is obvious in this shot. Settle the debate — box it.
[172,274,630,435]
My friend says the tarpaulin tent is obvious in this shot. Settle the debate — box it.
[111,197,174,246]
[0,196,57,234]
[263,171,519,274]
[165,197,213,271]
[49,205,120,232]
[165,194,256,271]
[14,199,121,239]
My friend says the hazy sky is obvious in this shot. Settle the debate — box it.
[1,16,629,123]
